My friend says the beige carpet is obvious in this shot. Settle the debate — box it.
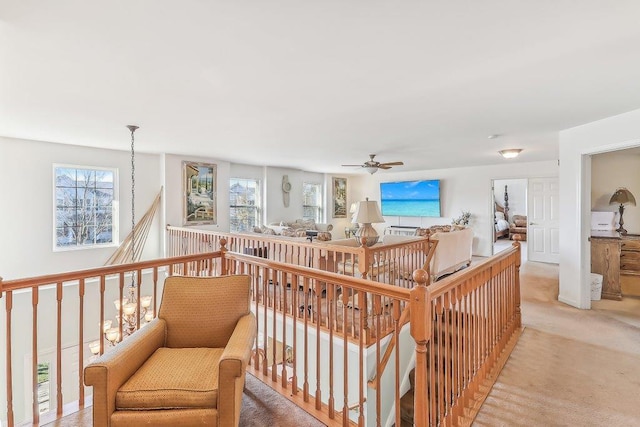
[474,261,640,426]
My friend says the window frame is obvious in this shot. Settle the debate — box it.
[229,177,261,233]
[302,182,323,223]
[53,164,119,251]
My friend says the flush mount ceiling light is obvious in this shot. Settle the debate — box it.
[499,149,522,159]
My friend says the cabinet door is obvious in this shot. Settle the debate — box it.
[591,239,621,300]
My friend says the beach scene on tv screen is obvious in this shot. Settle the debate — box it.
[380,180,440,217]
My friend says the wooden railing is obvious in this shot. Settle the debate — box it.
[1,238,522,426]
[167,225,434,288]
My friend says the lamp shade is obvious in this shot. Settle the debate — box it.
[609,188,636,206]
[353,199,384,224]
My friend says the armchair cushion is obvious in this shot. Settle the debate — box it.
[116,347,223,410]
[159,275,251,348]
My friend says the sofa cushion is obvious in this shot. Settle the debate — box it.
[116,347,223,410]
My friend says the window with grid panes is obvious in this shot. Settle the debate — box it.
[229,178,260,232]
[302,182,322,223]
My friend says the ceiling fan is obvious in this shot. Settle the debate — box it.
[342,154,404,174]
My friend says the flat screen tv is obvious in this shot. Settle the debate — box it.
[380,180,441,217]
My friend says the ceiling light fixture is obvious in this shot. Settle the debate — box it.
[364,166,378,174]
[499,149,522,159]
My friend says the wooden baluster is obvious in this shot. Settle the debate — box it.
[514,241,522,328]
[56,281,64,416]
[260,270,267,376]
[5,286,15,427]
[136,268,142,330]
[393,299,401,427]
[314,280,324,412]
[372,293,382,427]
[281,271,288,389]
[99,276,105,355]
[153,268,158,322]
[357,290,365,426]
[220,237,228,275]
[291,273,298,395]
[303,276,310,402]
[271,270,278,383]
[322,282,330,415]
[410,269,430,427]
[342,285,349,426]
[118,273,124,343]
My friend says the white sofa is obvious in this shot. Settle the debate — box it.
[427,227,474,281]
[265,219,333,235]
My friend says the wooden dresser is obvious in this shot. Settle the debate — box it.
[620,235,640,297]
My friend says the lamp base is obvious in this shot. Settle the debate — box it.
[618,204,628,235]
[354,223,379,247]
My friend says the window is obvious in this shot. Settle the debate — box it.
[303,182,322,223]
[54,166,117,249]
[229,178,260,232]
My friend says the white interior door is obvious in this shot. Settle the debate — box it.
[528,177,560,263]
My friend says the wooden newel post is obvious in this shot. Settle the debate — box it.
[220,238,228,275]
[512,241,522,328]
[0,276,3,299]
[410,268,431,427]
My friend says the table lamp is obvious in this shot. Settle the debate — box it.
[609,187,636,235]
[352,198,385,246]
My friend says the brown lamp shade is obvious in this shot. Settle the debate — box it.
[609,188,636,206]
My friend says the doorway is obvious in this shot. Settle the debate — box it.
[492,178,528,259]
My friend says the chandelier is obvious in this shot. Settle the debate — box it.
[89,125,153,356]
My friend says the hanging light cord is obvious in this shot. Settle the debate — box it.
[127,125,139,286]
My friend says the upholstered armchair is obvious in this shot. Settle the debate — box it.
[84,275,256,427]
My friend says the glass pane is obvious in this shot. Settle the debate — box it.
[55,168,77,187]
[56,188,77,208]
[95,170,114,189]
[56,227,76,246]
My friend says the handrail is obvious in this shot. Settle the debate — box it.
[0,252,221,292]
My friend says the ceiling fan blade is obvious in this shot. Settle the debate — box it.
[379,161,404,167]
[341,164,364,167]
[378,165,392,169]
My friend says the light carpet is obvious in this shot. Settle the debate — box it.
[474,261,640,426]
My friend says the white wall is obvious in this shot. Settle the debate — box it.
[493,178,527,219]
[559,108,640,309]
[349,161,558,257]
[0,137,163,280]
[591,150,640,234]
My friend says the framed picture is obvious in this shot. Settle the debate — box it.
[332,177,347,218]
[183,161,217,225]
